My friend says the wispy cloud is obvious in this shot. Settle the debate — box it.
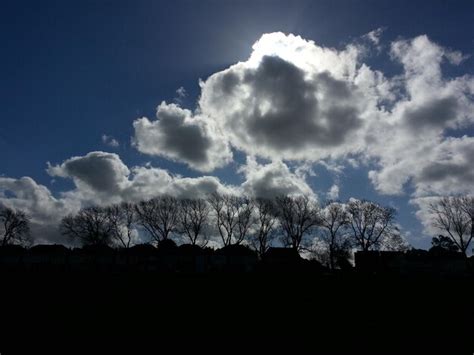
[102,134,120,148]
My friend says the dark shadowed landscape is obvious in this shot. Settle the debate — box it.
[0,269,472,353]
[0,234,473,353]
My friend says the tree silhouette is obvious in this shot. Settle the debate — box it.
[250,197,278,258]
[36,192,414,258]
[60,206,114,246]
[178,198,210,246]
[0,206,31,246]
[347,199,399,252]
[208,193,254,246]
[235,196,254,245]
[429,196,473,257]
[135,196,180,244]
[460,196,474,254]
[430,235,460,253]
[275,195,320,250]
[381,233,410,251]
[318,201,351,269]
[106,202,137,248]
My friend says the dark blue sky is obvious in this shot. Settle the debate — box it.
[1,0,474,248]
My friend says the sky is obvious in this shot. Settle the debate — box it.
[1,0,474,249]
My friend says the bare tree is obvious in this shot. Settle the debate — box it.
[0,206,31,246]
[346,199,399,252]
[208,193,254,246]
[208,193,235,246]
[135,196,180,244]
[235,196,254,245]
[460,195,474,254]
[60,206,114,246]
[318,201,351,269]
[459,196,474,221]
[429,196,473,257]
[250,198,278,258]
[106,202,137,248]
[275,196,320,251]
[178,198,210,246]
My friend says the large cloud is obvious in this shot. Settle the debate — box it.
[414,136,474,196]
[199,33,377,161]
[367,36,474,196]
[47,151,314,204]
[198,33,474,199]
[407,136,474,238]
[47,151,235,205]
[132,33,474,203]
[122,166,234,201]
[365,35,474,238]
[133,102,232,172]
[47,151,131,196]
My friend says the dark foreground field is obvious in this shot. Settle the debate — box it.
[0,271,472,353]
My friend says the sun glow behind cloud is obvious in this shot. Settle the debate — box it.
[247,32,360,79]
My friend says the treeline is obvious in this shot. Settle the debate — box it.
[1,194,472,269]
[60,194,407,268]
[0,194,404,269]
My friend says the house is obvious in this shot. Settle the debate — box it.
[25,244,70,271]
[70,244,116,272]
[260,247,326,272]
[354,251,405,273]
[156,239,179,272]
[260,247,305,272]
[120,244,158,272]
[355,250,469,277]
[177,244,212,273]
[212,245,258,272]
[263,247,301,264]
[0,245,26,271]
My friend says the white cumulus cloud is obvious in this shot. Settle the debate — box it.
[240,156,315,199]
[133,102,232,172]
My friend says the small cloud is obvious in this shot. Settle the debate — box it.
[174,86,187,103]
[102,134,119,148]
[318,160,344,174]
[295,162,317,179]
[445,50,469,65]
[347,158,360,169]
[326,184,340,200]
[363,27,385,46]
